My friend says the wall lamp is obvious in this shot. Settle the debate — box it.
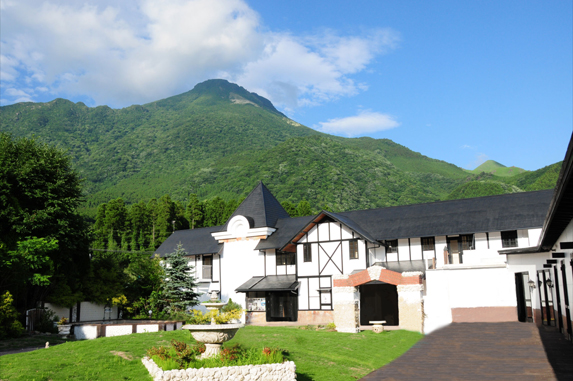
[528,279,536,289]
[546,279,554,289]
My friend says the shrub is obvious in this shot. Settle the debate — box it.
[147,341,284,371]
[221,298,242,312]
[34,308,58,333]
[0,291,24,339]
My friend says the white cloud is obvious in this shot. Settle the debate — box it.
[0,0,399,109]
[315,110,400,137]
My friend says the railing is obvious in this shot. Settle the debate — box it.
[202,265,212,280]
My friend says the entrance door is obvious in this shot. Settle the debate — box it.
[359,283,399,326]
[515,272,533,322]
[537,270,555,326]
[266,292,298,322]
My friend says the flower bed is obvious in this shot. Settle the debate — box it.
[142,357,296,381]
[143,340,295,380]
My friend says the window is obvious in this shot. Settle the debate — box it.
[349,239,359,259]
[277,251,296,266]
[460,234,475,250]
[202,255,212,279]
[386,239,398,254]
[501,230,518,248]
[303,243,312,262]
[422,237,435,251]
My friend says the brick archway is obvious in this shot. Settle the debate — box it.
[332,265,424,333]
[333,266,423,288]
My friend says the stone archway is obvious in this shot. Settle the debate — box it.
[332,266,424,333]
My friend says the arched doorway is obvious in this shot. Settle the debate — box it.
[359,281,399,326]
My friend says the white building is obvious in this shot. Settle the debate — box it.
[156,134,573,340]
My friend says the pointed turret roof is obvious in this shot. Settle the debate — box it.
[225,181,290,228]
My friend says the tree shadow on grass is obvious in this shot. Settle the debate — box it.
[296,372,314,381]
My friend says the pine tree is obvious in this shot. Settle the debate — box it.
[162,244,200,312]
[185,194,203,229]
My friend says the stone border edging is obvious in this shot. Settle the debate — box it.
[142,356,296,381]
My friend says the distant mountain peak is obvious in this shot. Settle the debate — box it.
[187,79,286,117]
[470,160,527,177]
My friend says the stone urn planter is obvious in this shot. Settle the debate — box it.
[57,324,72,337]
[182,323,244,359]
[182,292,244,358]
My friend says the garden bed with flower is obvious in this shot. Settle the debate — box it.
[143,340,295,380]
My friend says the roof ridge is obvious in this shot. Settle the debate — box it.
[339,189,554,216]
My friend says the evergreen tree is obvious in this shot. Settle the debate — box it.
[295,200,314,217]
[162,244,200,312]
[185,194,203,229]
[203,196,227,226]
[281,200,297,217]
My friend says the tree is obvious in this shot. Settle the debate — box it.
[203,196,227,226]
[281,200,297,217]
[0,133,90,310]
[162,244,200,313]
[185,194,204,229]
[295,200,314,217]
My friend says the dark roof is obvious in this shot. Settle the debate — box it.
[499,246,543,255]
[154,225,222,257]
[351,260,427,274]
[255,215,314,250]
[224,182,290,229]
[538,132,573,251]
[326,211,378,243]
[235,275,299,292]
[156,189,555,258]
[337,190,554,241]
[378,260,427,274]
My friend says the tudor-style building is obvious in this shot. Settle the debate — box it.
[156,134,572,336]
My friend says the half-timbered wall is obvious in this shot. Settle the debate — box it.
[295,221,368,311]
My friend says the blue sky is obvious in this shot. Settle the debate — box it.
[1,0,571,171]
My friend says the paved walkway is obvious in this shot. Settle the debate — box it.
[360,322,573,381]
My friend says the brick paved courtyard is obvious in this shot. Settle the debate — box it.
[360,322,573,381]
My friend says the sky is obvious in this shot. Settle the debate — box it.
[1,0,572,171]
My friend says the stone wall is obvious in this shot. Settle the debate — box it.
[245,311,334,326]
[332,274,360,333]
[142,357,296,381]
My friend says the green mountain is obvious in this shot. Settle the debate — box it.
[469,160,527,177]
[0,79,559,216]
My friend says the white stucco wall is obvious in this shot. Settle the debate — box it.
[424,265,516,333]
[219,238,265,310]
[74,325,98,340]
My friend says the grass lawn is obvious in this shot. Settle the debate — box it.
[0,334,69,352]
[0,326,422,381]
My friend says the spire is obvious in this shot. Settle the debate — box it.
[225,181,290,228]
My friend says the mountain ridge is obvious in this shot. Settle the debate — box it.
[0,79,560,215]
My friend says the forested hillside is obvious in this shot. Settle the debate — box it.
[0,79,560,219]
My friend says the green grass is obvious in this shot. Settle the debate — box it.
[0,326,422,381]
[0,334,69,352]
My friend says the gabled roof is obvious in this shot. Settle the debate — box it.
[224,181,290,229]
[255,215,314,251]
[155,225,222,257]
[235,275,299,292]
[155,184,555,258]
[337,189,553,241]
